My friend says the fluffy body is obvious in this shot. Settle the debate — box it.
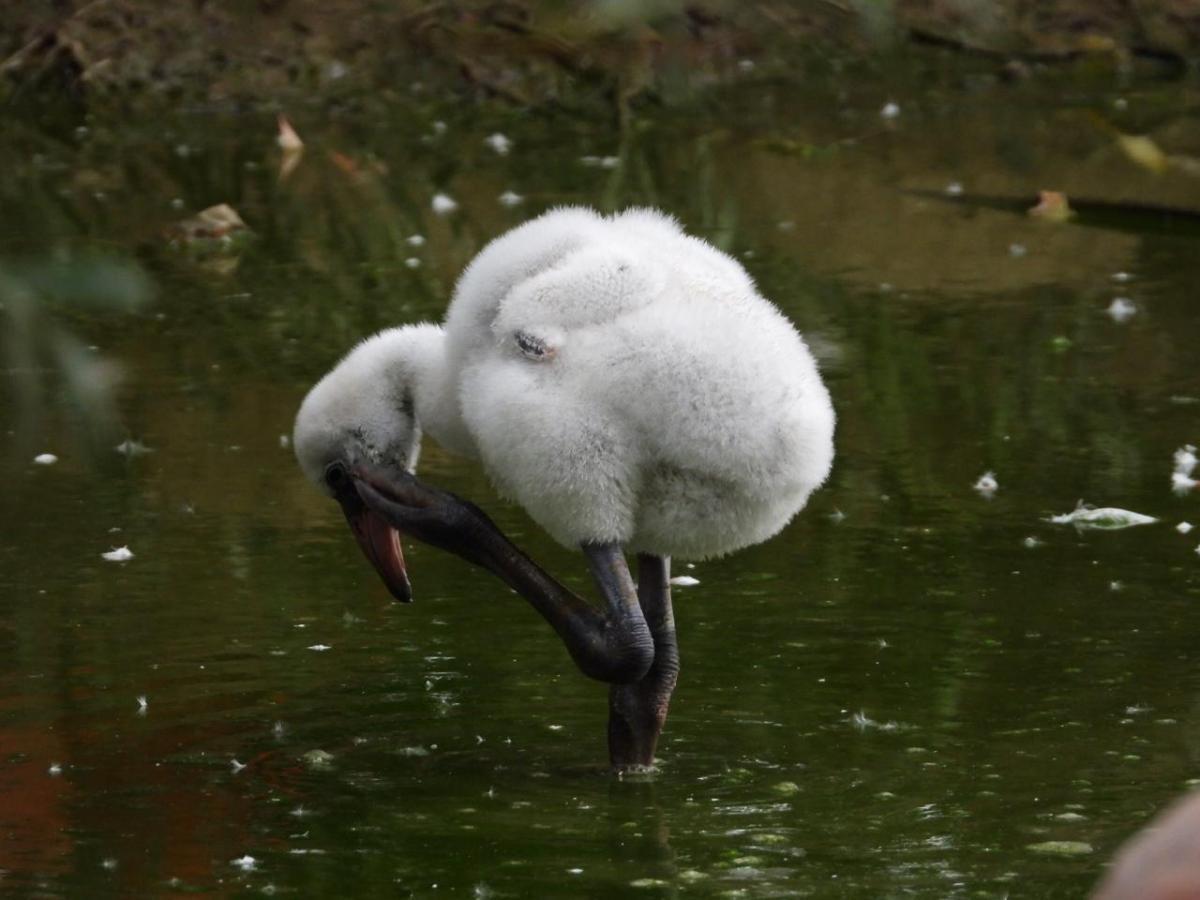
[295,207,835,560]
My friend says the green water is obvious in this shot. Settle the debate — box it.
[3,65,1200,898]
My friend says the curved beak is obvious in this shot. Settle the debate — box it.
[333,476,412,603]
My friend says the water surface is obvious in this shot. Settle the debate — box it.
[3,65,1200,897]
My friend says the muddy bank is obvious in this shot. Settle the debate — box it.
[3,1,1199,115]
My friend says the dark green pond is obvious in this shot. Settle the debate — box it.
[3,63,1200,898]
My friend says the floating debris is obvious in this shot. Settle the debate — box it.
[431,193,458,215]
[772,781,801,796]
[944,181,964,196]
[1116,133,1168,174]
[1023,536,1042,549]
[828,508,846,523]
[302,749,334,769]
[851,710,900,732]
[973,471,998,498]
[484,133,512,155]
[231,855,258,872]
[277,115,304,180]
[498,190,524,207]
[1009,242,1028,258]
[1175,445,1198,476]
[231,759,247,773]
[880,101,901,119]
[1028,190,1075,222]
[1178,522,1194,534]
[101,546,135,562]
[278,434,290,449]
[404,258,421,269]
[1048,502,1157,530]
[136,695,148,714]
[307,644,331,652]
[48,762,62,776]
[670,575,700,587]
[1107,297,1137,323]
[1174,472,1199,495]
[115,439,153,457]
[169,203,250,245]
[580,155,619,169]
[630,879,669,888]
[406,234,426,247]
[1027,840,1093,856]
[1112,271,1134,283]
[33,453,58,465]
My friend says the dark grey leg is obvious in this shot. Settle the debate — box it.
[608,554,679,771]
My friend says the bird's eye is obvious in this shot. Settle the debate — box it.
[324,462,349,491]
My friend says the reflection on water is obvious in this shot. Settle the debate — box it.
[2,66,1200,897]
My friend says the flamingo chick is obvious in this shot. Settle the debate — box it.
[293,207,835,770]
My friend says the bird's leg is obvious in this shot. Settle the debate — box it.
[608,554,679,771]
[352,469,654,684]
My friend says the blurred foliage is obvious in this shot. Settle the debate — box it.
[1,253,152,449]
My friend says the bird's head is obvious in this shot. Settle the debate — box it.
[293,328,427,603]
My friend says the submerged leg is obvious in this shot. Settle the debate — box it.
[608,554,679,771]
[352,469,654,684]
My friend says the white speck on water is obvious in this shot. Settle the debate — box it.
[102,546,134,562]
[880,101,901,119]
[851,710,900,732]
[1178,522,1194,534]
[568,868,584,875]
[102,858,118,871]
[431,120,447,136]
[273,721,287,738]
[737,58,755,72]
[973,471,998,498]
[278,434,290,449]
[670,575,700,586]
[1112,271,1133,282]
[944,181,964,196]
[547,724,564,732]
[406,234,426,246]
[115,439,153,457]
[1195,544,1200,556]
[397,745,430,757]
[1107,297,1137,323]
[1048,502,1157,530]
[231,759,247,773]
[404,257,421,269]
[1175,445,1198,476]
[1109,581,1123,592]
[828,508,846,523]
[48,763,62,776]
[484,133,512,155]
[431,193,458,215]
[33,453,58,465]
[1009,242,1028,258]
[1172,472,1198,495]
[580,155,619,169]
[290,805,310,817]
[1022,536,1042,549]
[473,882,494,900]
[136,695,148,714]
[498,190,524,207]
[232,855,258,872]
[307,644,331,652]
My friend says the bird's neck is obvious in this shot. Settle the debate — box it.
[387,324,476,459]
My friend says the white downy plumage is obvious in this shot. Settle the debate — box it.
[294,207,835,560]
